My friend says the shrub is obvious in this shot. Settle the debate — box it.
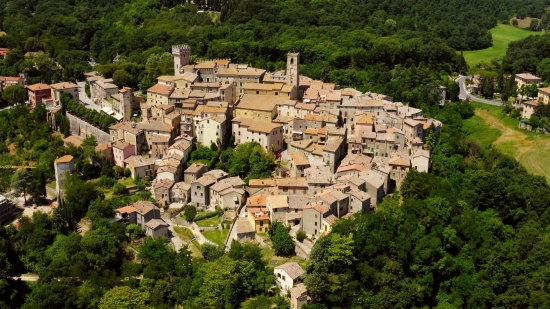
[193,206,223,222]
[126,223,145,238]
[184,205,197,222]
[296,231,307,243]
[123,168,132,178]
[112,183,126,195]
[98,176,116,188]
[201,243,224,261]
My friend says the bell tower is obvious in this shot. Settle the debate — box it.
[172,45,191,76]
[286,52,300,90]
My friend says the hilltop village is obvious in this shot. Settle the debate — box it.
[19,45,440,306]
[27,44,442,241]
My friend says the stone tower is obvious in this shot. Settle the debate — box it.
[286,52,300,89]
[172,45,191,76]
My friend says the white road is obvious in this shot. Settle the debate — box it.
[456,75,503,106]
[76,81,101,112]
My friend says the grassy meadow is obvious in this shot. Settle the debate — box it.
[464,103,550,182]
[462,24,543,67]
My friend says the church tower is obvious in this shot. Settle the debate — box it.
[172,45,191,76]
[286,52,300,90]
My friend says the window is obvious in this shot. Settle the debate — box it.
[197,186,200,189]
[315,222,317,226]
[201,193,203,196]
[314,214,318,218]
[194,192,197,195]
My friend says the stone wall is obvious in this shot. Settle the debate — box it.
[67,113,111,144]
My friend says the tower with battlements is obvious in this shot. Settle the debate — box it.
[286,52,300,90]
[172,45,191,76]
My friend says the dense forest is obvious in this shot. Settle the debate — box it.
[0,0,548,106]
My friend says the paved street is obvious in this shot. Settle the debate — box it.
[225,205,248,249]
[456,75,503,106]
[76,81,101,112]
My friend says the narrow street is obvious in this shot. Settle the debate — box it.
[76,81,101,112]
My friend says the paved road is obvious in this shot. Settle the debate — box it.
[456,75,503,106]
[76,81,101,112]
[225,205,247,249]
[163,216,185,252]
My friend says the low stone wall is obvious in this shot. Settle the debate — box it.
[67,113,110,144]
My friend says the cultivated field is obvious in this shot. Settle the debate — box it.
[462,24,543,67]
[464,104,550,182]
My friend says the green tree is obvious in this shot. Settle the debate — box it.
[184,205,197,222]
[11,169,33,205]
[99,286,150,309]
[2,85,27,106]
[269,222,295,257]
[81,226,123,272]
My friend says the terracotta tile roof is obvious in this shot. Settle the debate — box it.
[124,155,155,168]
[172,182,191,193]
[522,99,538,106]
[336,164,368,173]
[147,83,173,96]
[232,117,283,134]
[348,189,371,201]
[236,217,255,234]
[95,143,111,152]
[169,140,192,152]
[219,187,245,196]
[275,262,304,280]
[538,87,550,95]
[290,140,313,150]
[50,82,78,90]
[169,88,190,99]
[275,178,308,188]
[151,133,171,143]
[145,218,168,230]
[291,152,310,166]
[323,137,344,152]
[204,169,228,179]
[237,94,289,112]
[184,163,207,174]
[305,166,332,184]
[323,214,338,226]
[267,195,289,208]
[210,176,245,192]
[193,175,217,186]
[516,73,541,81]
[156,166,176,175]
[181,72,199,82]
[311,203,331,215]
[54,155,73,163]
[27,83,51,91]
[112,140,132,150]
[154,178,175,189]
[217,66,266,77]
[132,201,156,215]
[115,206,136,214]
[137,120,173,132]
[246,194,267,207]
[403,118,421,127]
[356,114,375,125]
[248,178,275,187]
[295,102,317,111]
[291,283,307,299]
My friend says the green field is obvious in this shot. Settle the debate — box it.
[202,229,229,246]
[463,24,543,67]
[195,214,221,227]
[466,103,550,182]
